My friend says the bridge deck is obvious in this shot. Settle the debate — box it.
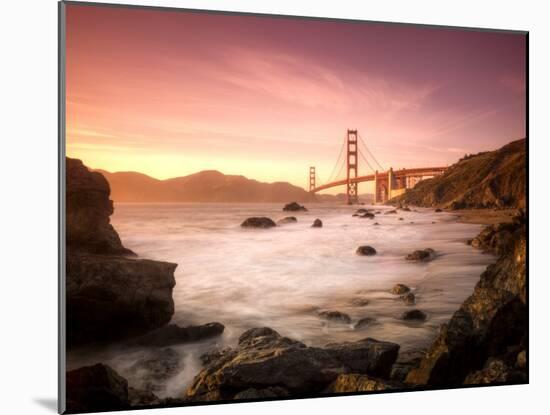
[311,166,446,193]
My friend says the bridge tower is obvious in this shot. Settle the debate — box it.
[346,129,359,205]
[309,166,316,192]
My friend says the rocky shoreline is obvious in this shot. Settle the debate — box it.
[65,157,527,412]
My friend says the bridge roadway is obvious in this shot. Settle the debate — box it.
[311,166,447,193]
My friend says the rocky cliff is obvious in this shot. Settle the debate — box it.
[394,139,526,209]
[66,158,177,346]
[405,210,527,386]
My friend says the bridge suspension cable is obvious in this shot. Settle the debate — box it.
[357,133,385,171]
[324,133,347,185]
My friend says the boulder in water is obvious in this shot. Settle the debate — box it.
[278,216,297,224]
[283,202,308,212]
[241,217,277,228]
[312,218,323,228]
[390,284,410,295]
[402,309,427,321]
[405,248,435,261]
[318,310,352,324]
[356,246,377,256]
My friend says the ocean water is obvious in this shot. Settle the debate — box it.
[68,203,495,397]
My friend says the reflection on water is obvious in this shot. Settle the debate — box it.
[68,202,494,398]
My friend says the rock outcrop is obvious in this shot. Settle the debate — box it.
[66,158,177,346]
[394,139,526,209]
[405,211,527,386]
[185,327,400,401]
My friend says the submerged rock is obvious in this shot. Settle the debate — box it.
[354,317,376,329]
[390,284,410,295]
[312,218,323,228]
[401,292,416,305]
[241,217,277,228]
[405,248,435,261]
[318,311,352,324]
[283,202,308,212]
[278,216,297,224]
[356,246,377,256]
[349,297,370,307]
[402,309,427,321]
[133,322,225,347]
[128,348,181,392]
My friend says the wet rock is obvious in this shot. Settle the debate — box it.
[133,322,224,347]
[241,217,277,228]
[405,219,526,387]
[66,364,130,413]
[185,327,347,400]
[325,374,397,393]
[356,246,377,256]
[384,210,398,215]
[402,309,427,321]
[283,202,308,212]
[401,292,416,305]
[318,310,352,324]
[67,254,177,346]
[278,216,297,224]
[324,338,400,378]
[354,317,375,329]
[312,218,323,228]
[435,208,443,212]
[233,386,290,400]
[405,248,435,261]
[463,359,526,385]
[390,284,410,295]
[128,348,181,392]
[349,297,370,307]
[66,158,177,346]
[354,208,370,215]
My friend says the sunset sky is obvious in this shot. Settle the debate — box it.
[65,4,526,193]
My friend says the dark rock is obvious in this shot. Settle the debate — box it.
[401,292,416,305]
[283,202,308,212]
[373,222,379,226]
[325,374,398,393]
[516,350,526,369]
[405,219,527,387]
[128,348,180,392]
[241,217,277,228]
[233,386,290,400]
[133,322,225,347]
[324,338,400,378]
[354,317,375,329]
[277,216,297,224]
[398,217,404,221]
[390,284,410,295]
[66,364,130,413]
[405,248,435,261]
[185,327,347,400]
[463,359,526,385]
[435,208,443,212]
[312,218,323,227]
[384,210,398,215]
[66,158,178,346]
[66,158,135,256]
[128,387,161,407]
[354,208,370,214]
[349,297,370,307]
[402,309,427,321]
[356,246,377,256]
[318,310,352,324]
[66,254,177,346]
[401,207,411,211]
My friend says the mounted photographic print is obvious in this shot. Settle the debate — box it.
[58,1,528,413]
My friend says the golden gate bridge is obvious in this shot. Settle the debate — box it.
[308,129,446,204]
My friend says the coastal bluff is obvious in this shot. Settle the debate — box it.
[66,158,177,346]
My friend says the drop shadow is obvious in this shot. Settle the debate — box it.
[34,398,57,413]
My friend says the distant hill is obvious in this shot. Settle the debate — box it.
[394,138,526,209]
[96,169,321,203]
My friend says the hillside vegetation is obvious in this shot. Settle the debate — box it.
[395,138,526,209]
